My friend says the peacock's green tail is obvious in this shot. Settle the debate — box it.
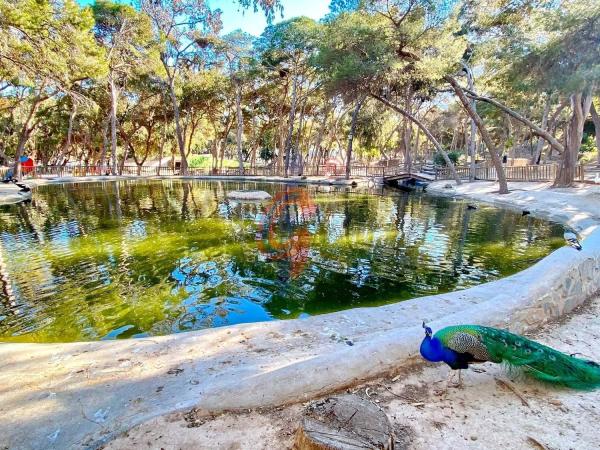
[435,325,600,390]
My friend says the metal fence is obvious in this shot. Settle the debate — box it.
[4,162,597,183]
[8,163,415,179]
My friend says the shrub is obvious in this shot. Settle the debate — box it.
[433,151,461,166]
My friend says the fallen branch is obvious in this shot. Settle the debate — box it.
[527,436,550,450]
[495,377,531,408]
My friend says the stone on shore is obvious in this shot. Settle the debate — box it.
[0,183,32,205]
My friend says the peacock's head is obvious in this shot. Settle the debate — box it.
[422,321,433,337]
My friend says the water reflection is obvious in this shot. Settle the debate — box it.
[0,180,565,342]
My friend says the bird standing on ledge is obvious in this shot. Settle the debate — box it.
[564,230,582,250]
[420,323,600,390]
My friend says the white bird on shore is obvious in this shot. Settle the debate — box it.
[564,230,582,251]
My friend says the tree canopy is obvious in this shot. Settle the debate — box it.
[0,0,598,186]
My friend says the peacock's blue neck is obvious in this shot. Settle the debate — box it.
[420,335,458,365]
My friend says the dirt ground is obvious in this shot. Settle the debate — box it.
[105,295,600,450]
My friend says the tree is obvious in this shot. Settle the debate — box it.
[140,0,281,175]
[0,0,105,179]
[314,7,463,183]
[257,17,322,177]
[92,0,156,174]
[220,30,255,172]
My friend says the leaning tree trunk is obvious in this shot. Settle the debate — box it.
[445,76,508,194]
[460,86,565,154]
[371,93,462,185]
[590,102,600,165]
[345,97,365,180]
[99,112,110,172]
[554,92,593,187]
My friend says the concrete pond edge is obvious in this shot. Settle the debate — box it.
[1,179,599,450]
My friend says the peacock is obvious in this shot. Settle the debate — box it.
[420,323,600,390]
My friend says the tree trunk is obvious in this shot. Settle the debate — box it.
[294,100,307,175]
[283,71,299,178]
[109,77,119,176]
[99,112,110,172]
[294,395,394,450]
[590,102,600,165]
[235,81,244,172]
[54,102,77,166]
[554,92,593,187]
[371,93,462,185]
[531,94,552,164]
[157,121,166,176]
[402,119,413,172]
[346,97,364,180]
[445,76,508,193]
[461,86,565,154]
[463,64,477,181]
[168,79,188,175]
[13,96,45,181]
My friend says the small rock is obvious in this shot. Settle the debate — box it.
[470,436,478,441]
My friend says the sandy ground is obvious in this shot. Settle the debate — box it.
[105,295,600,450]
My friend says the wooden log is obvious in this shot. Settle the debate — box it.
[293,394,395,450]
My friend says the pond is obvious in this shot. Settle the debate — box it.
[0,180,564,342]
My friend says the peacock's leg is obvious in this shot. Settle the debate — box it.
[445,369,464,389]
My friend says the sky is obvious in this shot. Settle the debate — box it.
[77,0,331,36]
[209,0,330,35]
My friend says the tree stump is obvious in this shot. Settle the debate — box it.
[293,394,395,450]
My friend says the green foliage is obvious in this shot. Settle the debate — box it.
[434,150,461,166]
[259,147,275,161]
[187,154,245,168]
[257,16,322,71]
[92,0,158,79]
[580,134,596,153]
[313,12,392,99]
[0,0,106,89]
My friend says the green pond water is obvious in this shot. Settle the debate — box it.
[0,180,564,343]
